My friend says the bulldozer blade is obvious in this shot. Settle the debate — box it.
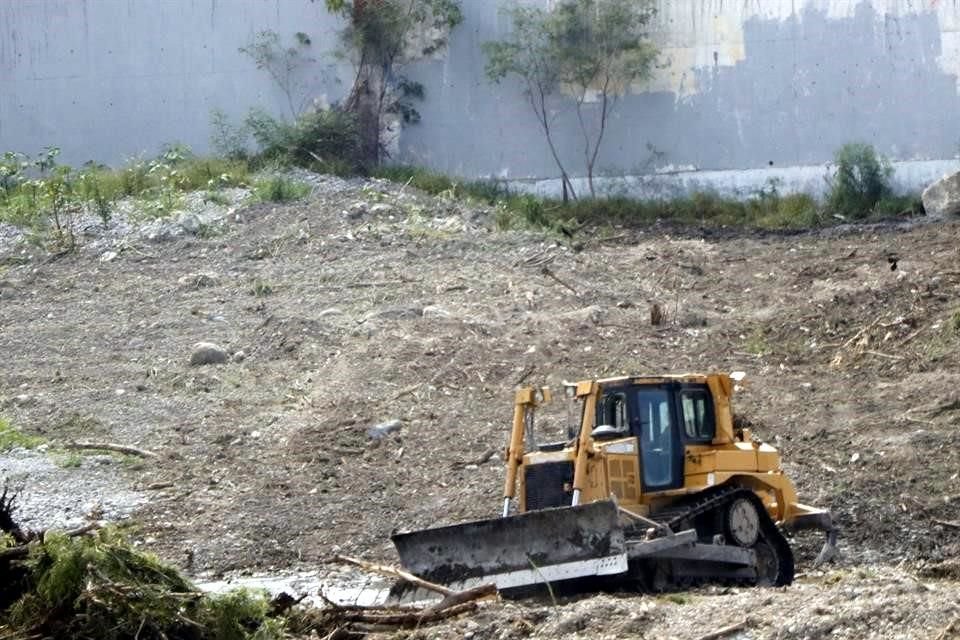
[391,501,627,591]
[784,508,839,566]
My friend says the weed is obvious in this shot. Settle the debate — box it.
[53,452,83,468]
[827,143,894,219]
[743,328,769,356]
[252,176,310,202]
[210,108,251,160]
[249,278,274,297]
[0,417,43,451]
[203,191,231,206]
[949,310,960,335]
[662,593,690,605]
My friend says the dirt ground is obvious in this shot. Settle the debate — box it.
[2,177,959,638]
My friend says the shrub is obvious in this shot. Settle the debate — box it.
[252,176,310,202]
[3,528,284,639]
[827,143,894,219]
[245,107,361,171]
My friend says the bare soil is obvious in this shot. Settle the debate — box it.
[2,178,959,638]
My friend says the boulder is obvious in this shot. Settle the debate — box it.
[922,171,960,217]
[189,342,229,366]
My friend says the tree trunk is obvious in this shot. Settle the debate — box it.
[351,65,385,168]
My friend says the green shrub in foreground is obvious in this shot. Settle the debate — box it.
[3,528,284,640]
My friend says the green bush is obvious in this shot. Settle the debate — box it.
[827,143,894,219]
[3,528,284,640]
[252,176,311,202]
[245,107,361,171]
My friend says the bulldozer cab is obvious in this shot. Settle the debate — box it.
[593,381,716,492]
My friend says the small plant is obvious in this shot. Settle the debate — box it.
[744,328,769,356]
[249,278,274,297]
[53,452,83,469]
[209,108,250,160]
[0,417,43,451]
[827,143,894,219]
[252,176,310,202]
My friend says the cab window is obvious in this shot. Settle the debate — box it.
[679,389,714,441]
[596,392,628,432]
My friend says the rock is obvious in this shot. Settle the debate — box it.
[177,273,220,289]
[422,305,452,319]
[178,213,203,234]
[367,419,402,441]
[189,342,229,366]
[100,250,118,263]
[232,349,247,363]
[922,171,960,217]
[345,202,369,220]
[369,203,396,217]
[364,305,423,321]
[562,305,603,324]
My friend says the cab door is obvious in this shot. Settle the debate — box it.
[630,385,684,491]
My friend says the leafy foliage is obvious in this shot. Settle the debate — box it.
[245,107,362,172]
[252,176,311,202]
[484,0,658,198]
[324,0,463,166]
[0,417,43,452]
[2,528,284,640]
[827,143,894,219]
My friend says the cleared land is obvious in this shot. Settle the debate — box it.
[1,176,958,638]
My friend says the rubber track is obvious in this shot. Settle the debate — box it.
[640,485,795,587]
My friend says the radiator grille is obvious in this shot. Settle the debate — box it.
[524,461,574,511]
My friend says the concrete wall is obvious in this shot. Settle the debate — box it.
[0,1,346,165]
[3,0,960,197]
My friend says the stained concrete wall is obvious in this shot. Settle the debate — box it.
[3,0,960,197]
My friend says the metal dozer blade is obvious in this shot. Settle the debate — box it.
[391,500,628,593]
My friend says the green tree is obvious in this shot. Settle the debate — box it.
[484,0,658,198]
[325,0,462,167]
[827,143,894,218]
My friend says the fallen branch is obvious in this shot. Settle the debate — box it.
[337,600,482,625]
[539,266,579,296]
[863,350,904,361]
[332,554,454,596]
[935,615,960,640]
[65,442,158,459]
[425,583,497,614]
[0,522,99,560]
[693,619,749,640]
[933,519,960,529]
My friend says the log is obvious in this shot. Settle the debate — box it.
[65,441,158,459]
[424,583,497,614]
[338,600,481,625]
[693,619,748,640]
[332,554,454,596]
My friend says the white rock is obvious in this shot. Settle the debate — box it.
[922,170,960,217]
[422,305,452,319]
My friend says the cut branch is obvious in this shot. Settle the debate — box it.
[331,554,454,596]
[65,442,159,459]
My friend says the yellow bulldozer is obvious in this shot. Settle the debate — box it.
[392,373,837,593]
